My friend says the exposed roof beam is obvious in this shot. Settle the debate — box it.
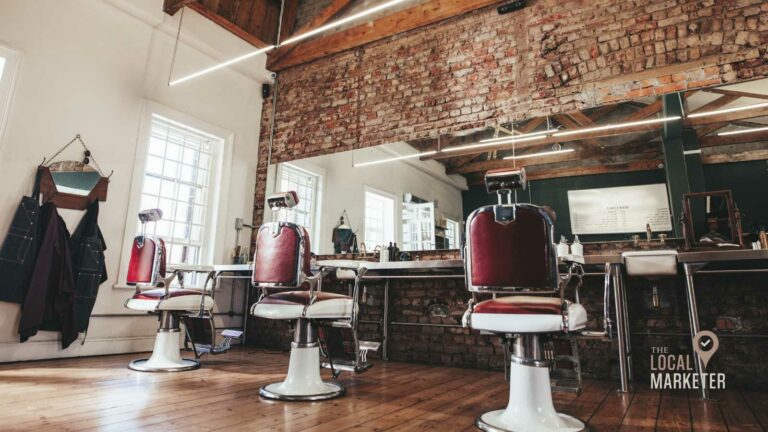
[424,122,664,161]
[706,88,768,101]
[555,113,604,151]
[270,0,505,70]
[163,0,195,15]
[685,105,768,126]
[623,100,662,122]
[466,159,663,184]
[699,130,768,148]
[447,149,591,175]
[691,94,740,114]
[186,2,271,48]
[268,0,354,69]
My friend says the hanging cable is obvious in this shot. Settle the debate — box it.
[167,6,186,86]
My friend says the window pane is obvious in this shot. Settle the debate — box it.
[276,165,320,241]
[365,191,395,248]
[136,116,219,267]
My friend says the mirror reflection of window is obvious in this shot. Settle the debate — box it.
[364,189,395,249]
[139,115,222,266]
[277,164,320,242]
[445,219,460,249]
[402,202,435,251]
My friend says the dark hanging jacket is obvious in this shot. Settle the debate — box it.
[69,200,107,334]
[18,202,78,349]
[0,168,42,304]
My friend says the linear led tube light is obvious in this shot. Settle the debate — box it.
[687,101,768,119]
[717,126,768,136]
[170,0,407,86]
[502,148,574,160]
[480,129,553,143]
[170,45,276,86]
[552,116,680,137]
[443,135,547,153]
[353,151,436,167]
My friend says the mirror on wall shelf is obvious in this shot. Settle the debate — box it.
[265,73,768,251]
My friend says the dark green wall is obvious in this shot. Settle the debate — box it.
[461,160,768,241]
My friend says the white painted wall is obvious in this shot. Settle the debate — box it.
[0,0,269,362]
[265,142,467,255]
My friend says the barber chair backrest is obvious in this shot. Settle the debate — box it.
[465,203,558,293]
[252,222,311,288]
[127,236,166,285]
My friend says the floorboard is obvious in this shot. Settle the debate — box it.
[0,348,764,431]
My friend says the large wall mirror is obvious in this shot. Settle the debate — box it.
[265,75,768,253]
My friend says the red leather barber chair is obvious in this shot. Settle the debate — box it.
[463,168,588,432]
[251,192,352,401]
[124,209,214,372]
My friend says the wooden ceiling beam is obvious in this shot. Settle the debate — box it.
[267,0,348,68]
[691,94,740,114]
[270,0,504,70]
[425,122,663,161]
[557,113,604,151]
[699,130,768,148]
[705,88,768,101]
[685,105,768,126]
[187,2,271,48]
[163,0,196,15]
[466,159,663,184]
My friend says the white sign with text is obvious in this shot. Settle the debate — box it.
[568,183,672,235]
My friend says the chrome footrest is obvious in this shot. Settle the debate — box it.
[322,360,374,373]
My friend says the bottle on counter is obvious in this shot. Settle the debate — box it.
[557,236,570,257]
[760,230,768,250]
[571,235,583,256]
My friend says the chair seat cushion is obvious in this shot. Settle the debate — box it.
[125,288,214,312]
[251,291,353,320]
[471,295,587,333]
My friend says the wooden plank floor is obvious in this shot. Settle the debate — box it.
[0,347,766,431]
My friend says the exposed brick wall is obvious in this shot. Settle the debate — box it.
[255,0,768,226]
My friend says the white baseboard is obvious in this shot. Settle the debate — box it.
[0,335,156,363]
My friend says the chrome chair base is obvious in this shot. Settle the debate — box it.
[128,358,200,372]
[258,382,346,401]
[476,412,587,432]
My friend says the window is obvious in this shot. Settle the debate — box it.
[0,46,21,147]
[137,115,223,266]
[402,202,435,251]
[276,164,321,241]
[445,218,461,249]
[364,190,395,248]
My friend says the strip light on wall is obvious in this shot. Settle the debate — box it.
[717,126,768,136]
[169,0,407,86]
[502,148,574,160]
[687,101,768,119]
[552,116,681,137]
[353,151,437,167]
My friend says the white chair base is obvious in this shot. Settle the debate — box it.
[259,345,345,401]
[476,361,586,432]
[129,330,200,372]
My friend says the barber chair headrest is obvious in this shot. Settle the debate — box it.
[138,208,163,223]
[485,168,527,194]
[267,191,299,210]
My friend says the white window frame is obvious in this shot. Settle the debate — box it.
[363,186,397,249]
[274,162,324,253]
[0,45,22,152]
[116,101,233,288]
[445,218,461,249]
